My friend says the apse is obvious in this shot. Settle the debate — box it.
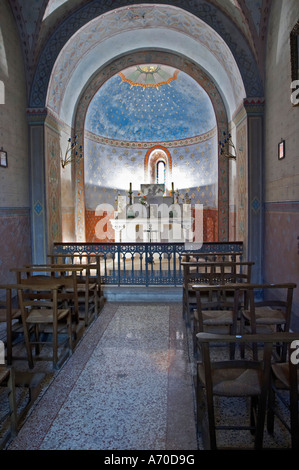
[84,64,217,210]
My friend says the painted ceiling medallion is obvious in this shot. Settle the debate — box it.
[118,65,179,90]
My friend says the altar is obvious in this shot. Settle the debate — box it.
[111,184,193,243]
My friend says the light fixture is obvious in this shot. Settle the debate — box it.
[61,135,83,169]
[219,131,237,160]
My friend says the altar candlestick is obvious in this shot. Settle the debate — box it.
[171,182,174,195]
[129,183,132,205]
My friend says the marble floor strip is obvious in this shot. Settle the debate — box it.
[7,302,198,450]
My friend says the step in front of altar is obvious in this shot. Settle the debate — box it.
[102,285,182,302]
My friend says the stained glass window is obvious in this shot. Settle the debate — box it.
[156,160,166,185]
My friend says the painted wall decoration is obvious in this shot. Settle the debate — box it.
[74,51,229,243]
[84,65,218,209]
[45,124,62,250]
[85,66,217,143]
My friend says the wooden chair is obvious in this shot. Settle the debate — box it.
[17,282,73,369]
[240,283,297,360]
[181,261,215,325]
[25,263,99,327]
[48,253,103,306]
[267,341,299,448]
[11,266,82,325]
[0,285,22,365]
[181,261,254,326]
[196,331,299,450]
[55,264,98,326]
[192,284,242,358]
[0,366,17,449]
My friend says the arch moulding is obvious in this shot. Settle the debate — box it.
[144,145,172,184]
[72,49,229,242]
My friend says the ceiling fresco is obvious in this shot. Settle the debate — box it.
[11,0,271,71]
[8,0,271,117]
[85,65,216,143]
[45,3,247,123]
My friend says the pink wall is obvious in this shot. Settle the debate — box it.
[0,209,32,286]
[264,202,299,329]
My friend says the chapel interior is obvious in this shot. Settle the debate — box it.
[0,0,299,451]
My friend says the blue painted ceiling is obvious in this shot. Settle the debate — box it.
[85,65,216,143]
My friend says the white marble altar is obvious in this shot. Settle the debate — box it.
[112,184,193,242]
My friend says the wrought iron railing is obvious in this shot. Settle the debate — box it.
[52,242,243,286]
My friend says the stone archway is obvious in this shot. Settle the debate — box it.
[145,146,172,185]
[73,50,229,242]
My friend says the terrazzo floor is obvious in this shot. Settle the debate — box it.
[4,301,293,452]
[7,303,198,451]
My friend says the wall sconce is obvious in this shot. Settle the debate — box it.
[219,131,237,160]
[0,148,7,167]
[61,135,83,169]
[278,139,285,160]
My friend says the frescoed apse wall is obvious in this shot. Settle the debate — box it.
[84,65,218,242]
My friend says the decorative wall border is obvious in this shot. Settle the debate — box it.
[29,0,263,108]
[84,126,217,149]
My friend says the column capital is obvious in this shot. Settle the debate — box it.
[243,97,265,115]
[26,107,48,124]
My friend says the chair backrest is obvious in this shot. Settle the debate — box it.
[196,331,299,399]
[25,263,93,283]
[197,330,278,376]
[48,253,102,288]
[245,283,297,332]
[194,284,242,330]
[11,267,82,322]
[182,261,254,286]
[17,283,60,319]
[181,252,243,262]
[196,331,299,449]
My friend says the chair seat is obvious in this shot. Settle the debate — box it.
[195,309,234,325]
[243,307,285,325]
[26,308,70,323]
[198,364,262,396]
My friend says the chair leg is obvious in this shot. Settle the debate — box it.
[6,318,12,366]
[53,319,58,369]
[7,368,17,437]
[267,383,275,435]
[68,311,73,355]
[250,396,257,434]
[254,396,267,449]
[23,323,34,369]
[85,294,89,326]
[289,379,299,448]
[196,370,215,450]
[34,324,41,356]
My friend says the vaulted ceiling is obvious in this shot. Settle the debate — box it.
[9,0,271,79]
[8,0,272,122]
